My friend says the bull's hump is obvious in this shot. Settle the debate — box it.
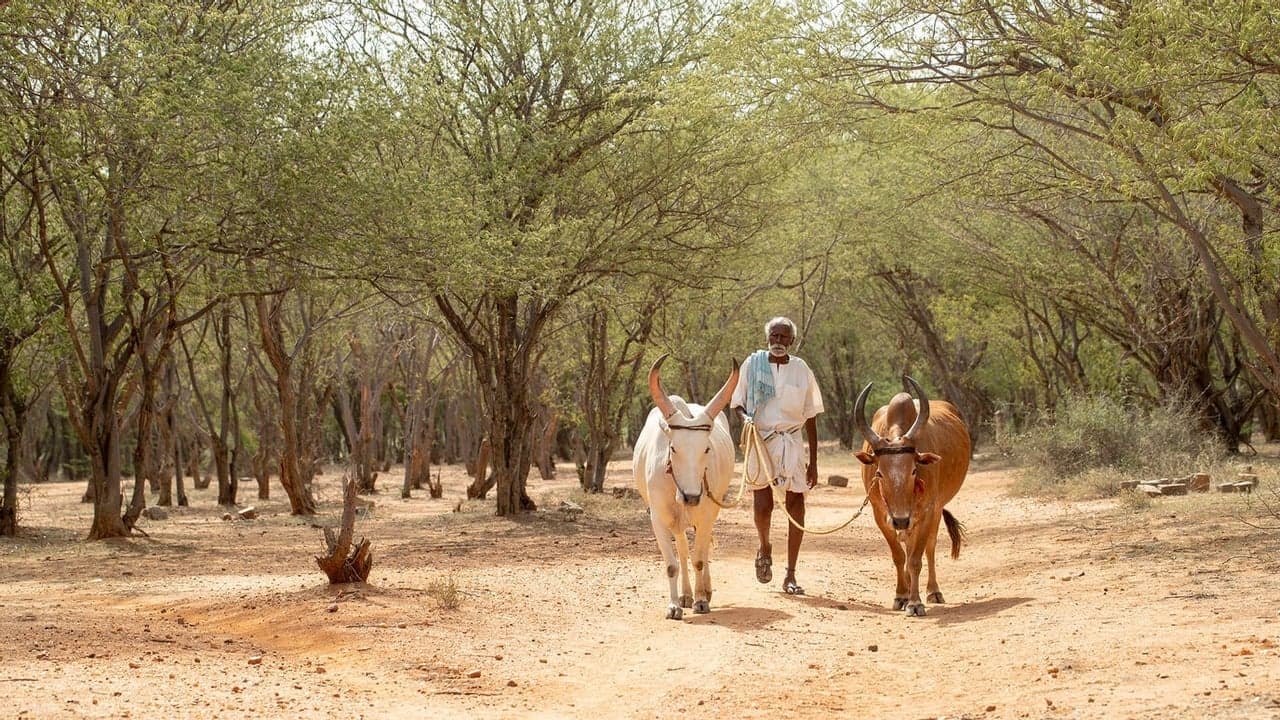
[881,394,919,428]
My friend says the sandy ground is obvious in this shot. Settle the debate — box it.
[3,448,1279,720]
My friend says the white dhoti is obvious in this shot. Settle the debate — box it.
[744,425,809,494]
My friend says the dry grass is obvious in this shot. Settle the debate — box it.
[426,574,461,610]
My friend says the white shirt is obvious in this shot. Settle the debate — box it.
[731,355,824,486]
[731,355,824,432]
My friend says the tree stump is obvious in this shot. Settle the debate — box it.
[428,467,443,499]
[316,478,373,584]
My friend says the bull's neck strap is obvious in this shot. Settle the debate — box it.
[874,446,916,456]
[670,424,713,431]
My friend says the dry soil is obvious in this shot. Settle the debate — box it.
[3,448,1279,719]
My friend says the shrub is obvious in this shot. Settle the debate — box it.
[1012,394,1222,497]
[427,575,461,610]
[1116,487,1153,512]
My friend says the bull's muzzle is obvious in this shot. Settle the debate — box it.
[891,515,911,530]
[678,491,702,507]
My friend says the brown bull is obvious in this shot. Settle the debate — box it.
[854,376,969,617]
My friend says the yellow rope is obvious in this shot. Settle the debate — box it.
[699,422,767,509]
[738,419,875,535]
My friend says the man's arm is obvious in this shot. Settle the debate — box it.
[805,416,818,488]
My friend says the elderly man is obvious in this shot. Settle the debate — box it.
[731,316,824,595]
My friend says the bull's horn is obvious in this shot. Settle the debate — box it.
[648,353,678,419]
[854,381,884,448]
[903,375,931,440]
[704,358,739,419]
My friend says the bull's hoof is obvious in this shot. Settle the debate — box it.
[905,602,927,617]
[693,599,710,614]
[927,590,945,604]
[666,605,683,620]
[892,597,909,611]
[679,594,693,609]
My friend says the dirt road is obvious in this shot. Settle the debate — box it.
[3,451,1278,719]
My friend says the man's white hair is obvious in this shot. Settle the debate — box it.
[764,316,797,337]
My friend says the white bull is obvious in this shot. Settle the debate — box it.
[633,354,738,620]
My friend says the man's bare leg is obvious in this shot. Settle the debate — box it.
[783,491,805,594]
[753,487,773,583]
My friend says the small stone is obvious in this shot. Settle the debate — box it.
[326,603,338,613]
[827,475,849,488]
[507,680,518,687]
[248,655,263,665]
[237,506,258,520]
[867,644,878,652]
[315,666,326,674]
[467,670,482,678]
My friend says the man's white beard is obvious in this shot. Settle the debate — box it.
[768,345,788,357]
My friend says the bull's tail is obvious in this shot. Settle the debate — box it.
[943,508,966,559]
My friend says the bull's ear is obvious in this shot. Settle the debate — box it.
[917,452,941,465]
[854,451,876,465]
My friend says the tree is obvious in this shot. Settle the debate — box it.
[345,0,806,514]
[835,0,1280,397]
[0,82,60,535]
[4,1,317,537]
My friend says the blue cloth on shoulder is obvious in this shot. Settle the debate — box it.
[744,350,775,415]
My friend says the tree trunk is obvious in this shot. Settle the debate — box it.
[84,418,128,540]
[157,418,174,507]
[583,441,614,494]
[535,411,557,481]
[255,294,316,515]
[466,437,494,500]
[1,340,26,536]
[1,427,19,537]
[402,405,435,498]
[484,387,538,514]
[209,435,231,505]
[248,370,275,500]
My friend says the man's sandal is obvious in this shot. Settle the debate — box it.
[754,550,772,584]
[783,570,804,595]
